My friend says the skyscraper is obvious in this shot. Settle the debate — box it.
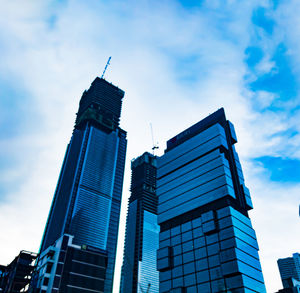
[156,108,266,292]
[278,253,300,290]
[120,152,159,293]
[38,77,127,292]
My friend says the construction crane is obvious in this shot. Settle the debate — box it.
[150,123,159,155]
[101,56,111,79]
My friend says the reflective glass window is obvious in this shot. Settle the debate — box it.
[208,254,220,268]
[184,273,196,286]
[173,244,182,256]
[172,266,183,278]
[184,262,195,275]
[183,251,194,264]
[172,277,183,288]
[194,236,205,249]
[174,255,183,266]
[192,217,202,228]
[195,258,208,272]
[182,231,193,243]
[171,235,181,246]
[209,267,222,280]
[196,270,210,283]
[182,240,193,253]
[171,226,181,236]
[182,221,192,232]
[193,227,203,238]
[195,247,207,260]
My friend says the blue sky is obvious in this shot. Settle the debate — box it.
[0,0,299,292]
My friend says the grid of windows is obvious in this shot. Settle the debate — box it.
[157,109,265,293]
[138,211,159,293]
[70,127,120,250]
[157,207,265,293]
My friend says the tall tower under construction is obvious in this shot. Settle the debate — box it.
[35,77,127,293]
[120,152,159,293]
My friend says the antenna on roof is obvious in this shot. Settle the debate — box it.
[101,56,111,79]
[150,123,159,155]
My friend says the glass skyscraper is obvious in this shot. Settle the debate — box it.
[120,152,159,293]
[39,77,127,292]
[278,253,300,290]
[156,108,266,293]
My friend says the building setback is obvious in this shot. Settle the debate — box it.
[36,77,127,293]
[156,108,266,293]
[120,152,159,293]
[31,234,108,293]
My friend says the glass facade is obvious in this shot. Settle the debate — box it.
[278,253,300,289]
[120,153,159,293]
[39,77,127,293]
[157,108,265,293]
[138,211,159,293]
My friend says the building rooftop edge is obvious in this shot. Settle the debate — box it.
[165,108,226,152]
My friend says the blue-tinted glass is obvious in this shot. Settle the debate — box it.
[207,243,219,256]
[186,285,197,293]
[160,230,171,242]
[195,258,209,272]
[192,217,202,228]
[182,240,194,253]
[182,231,193,243]
[183,251,194,264]
[184,262,195,275]
[157,258,171,271]
[160,280,171,293]
[205,233,219,245]
[208,255,220,268]
[235,238,259,258]
[194,237,205,249]
[173,244,182,256]
[171,226,181,236]
[172,266,183,278]
[201,211,214,223]
[160,238,171,248]
[171,235,182,246]
[182,221,192,232]
[174,255,183,266]
[211,278,225,292]
[209,267,222,280]
[220,238,236,250]
[160,270,171,282]
[196,270,210,283]
[157,113,266,292]
[184,273,196,286]
[138,211,159,292]
[157,247,170,260]
[172,277,183,288]
[195,247,207,260]
[197,282,211,292]
[193,227,203,238]
[203,221,216,234]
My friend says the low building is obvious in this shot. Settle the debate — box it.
[31,234,108,293]
[0,250,37,293]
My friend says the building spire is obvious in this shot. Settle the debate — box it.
[101,56,111,79]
